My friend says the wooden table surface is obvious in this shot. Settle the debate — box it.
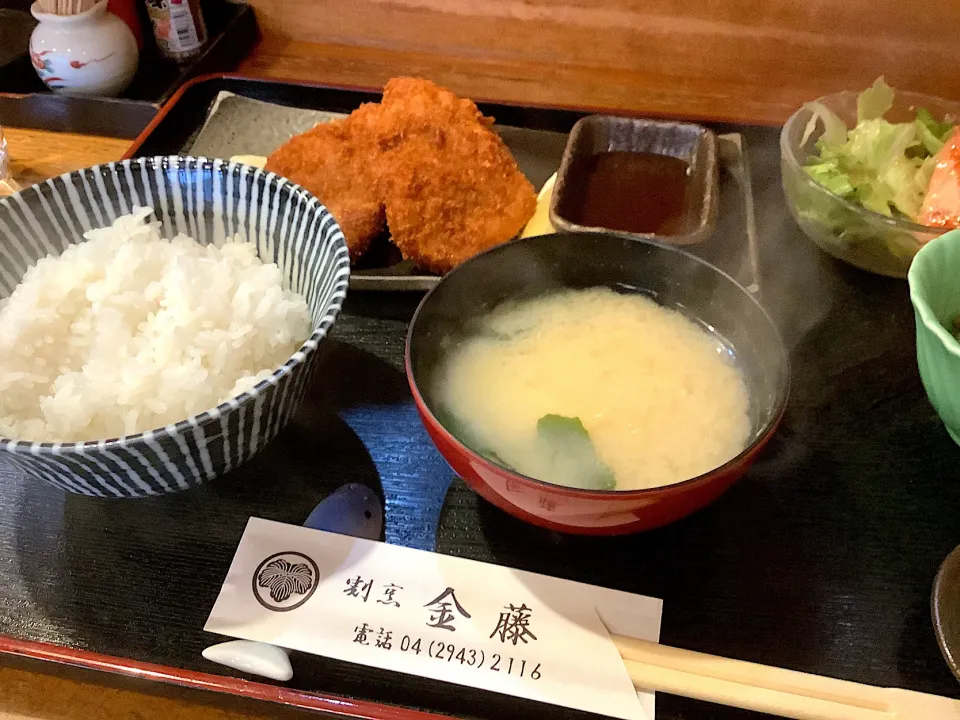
[3,128,131,188]
[0,665,269,720]
[234,0,960,128]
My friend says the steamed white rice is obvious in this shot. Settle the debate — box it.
[0,207,312,442]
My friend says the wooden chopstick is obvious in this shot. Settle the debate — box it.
[611,635,959,720]
[620,657,891,720]
[613,635,889,712]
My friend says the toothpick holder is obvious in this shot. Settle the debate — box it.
[29,0,138,97]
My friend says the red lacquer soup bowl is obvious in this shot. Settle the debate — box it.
[405,232,789,535]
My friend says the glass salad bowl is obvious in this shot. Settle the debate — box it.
[781,88,960,279]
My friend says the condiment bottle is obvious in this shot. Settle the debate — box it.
[144,0,207,62]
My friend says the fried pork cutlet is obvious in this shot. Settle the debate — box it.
[379,77,492,131]
[375,78,537,273]
[265,77,536,271]
[265,106,385,259]
[382,132,537,273]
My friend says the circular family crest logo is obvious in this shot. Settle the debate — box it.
[252,551,320,612]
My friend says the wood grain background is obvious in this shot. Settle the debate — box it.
[238,0,960,125]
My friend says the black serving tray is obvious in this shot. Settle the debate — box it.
[0,92,158,138]
[0,84,958,719]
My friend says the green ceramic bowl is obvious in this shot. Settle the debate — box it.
[909,229,960,445]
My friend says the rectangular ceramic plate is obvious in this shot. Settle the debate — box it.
[181,90,567,292]
[129,76,757,293]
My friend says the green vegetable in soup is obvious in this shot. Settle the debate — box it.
[535,414,616,491]
[439,408,616,490]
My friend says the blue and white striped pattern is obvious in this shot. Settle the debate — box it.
[0,156,350,497]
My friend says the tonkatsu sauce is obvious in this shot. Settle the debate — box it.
[559,151,691,235]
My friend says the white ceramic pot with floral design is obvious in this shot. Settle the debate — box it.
[29,0,138,97]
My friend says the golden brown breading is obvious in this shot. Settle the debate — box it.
[265,77,536,271]
[264,107,385,259]
[375,79,536,272]
[381,132,537,273]
[380,77,491,128]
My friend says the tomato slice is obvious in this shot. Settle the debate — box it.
[920,127,960,230]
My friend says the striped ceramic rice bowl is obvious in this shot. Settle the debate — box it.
[0,156,350,497]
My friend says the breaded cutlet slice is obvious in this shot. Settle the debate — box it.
[380,132,536,274]
[380,77,491,128]
[265,105,386,260]
[374,79,537,273]
[266,78,537,270]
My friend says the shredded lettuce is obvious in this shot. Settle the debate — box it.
[917,107,956,141]
[800,77,956,223]
[856,76,895,122]
[801,102,847,146]
[915,120,945,156]
[803,160,854,197]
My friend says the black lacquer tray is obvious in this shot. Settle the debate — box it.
[0,77,958,720]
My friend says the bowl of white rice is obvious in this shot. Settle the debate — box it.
[0,156,350,497]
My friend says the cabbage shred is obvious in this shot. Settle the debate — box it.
[801,77,957,222]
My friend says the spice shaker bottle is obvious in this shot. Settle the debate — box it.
[144,0,206,62]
